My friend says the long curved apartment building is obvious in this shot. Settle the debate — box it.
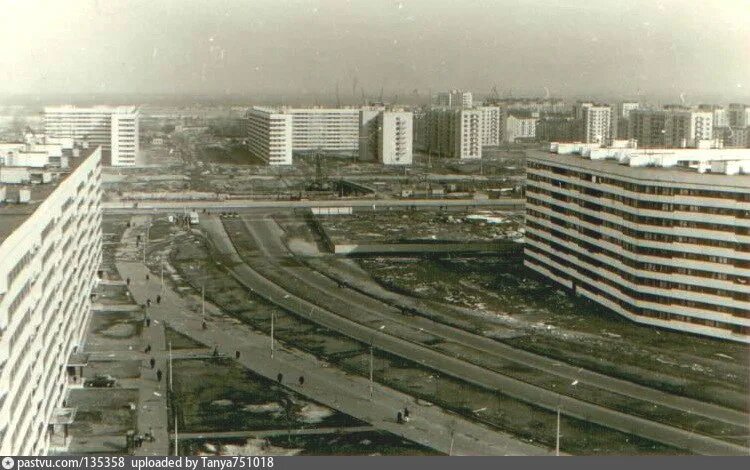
[0,146,103,454]
[524,143,750,343]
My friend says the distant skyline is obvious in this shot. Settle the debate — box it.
[1,0,749,105]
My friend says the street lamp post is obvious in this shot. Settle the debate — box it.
[556,379,578,456]
[270,311,275,359]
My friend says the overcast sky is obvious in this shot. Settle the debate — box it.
[1,0,748,102]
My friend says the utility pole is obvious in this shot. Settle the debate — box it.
[555,406,561,456]
[369,344,374,401]
[201,282,205,322]
[449,429,455,456]
[143,223,150,264]
[174,415,179,456]
[160,261,164,292]
[168,341,173,392]
[271,312,274,359]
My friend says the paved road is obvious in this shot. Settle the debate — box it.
[203,215,749,456]
[103,198,524,214]
[117,256,552,456]
[233,215,750,429]
[301,259,750,429]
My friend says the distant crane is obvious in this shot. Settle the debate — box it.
[335,81,341,108]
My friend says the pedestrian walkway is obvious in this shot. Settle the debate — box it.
[117,259,552,456]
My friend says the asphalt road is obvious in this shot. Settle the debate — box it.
[201,215,749,456]
[103,197,524,214]
[118,258,552,456]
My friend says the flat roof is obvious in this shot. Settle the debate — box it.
[0,147,97,244]
[526,149,750,191]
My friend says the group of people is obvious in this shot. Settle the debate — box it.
[396,407,411,424]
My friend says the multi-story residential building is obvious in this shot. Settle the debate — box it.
[698,104,729,128]
[535,115,581,142]
[359,110,413,165]
[44,106,139,167]
[285,107,361,154]
[417,108,482,159]
[525,144,750,343]
[435,90,473,109]
[611,102,640,140]
[581,105,611,144]
[714,126,750,149]
[727,103,749,128]
[505,113,538,143]
[110,111,139,166]
[246,107,293,165]
[488,98,568,115]
[629,109,713,148]
[477,106,502,147]
[0,146,103,454]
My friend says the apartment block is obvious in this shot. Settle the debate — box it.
[581,105,611,144]
[246,107,293,165]
[629,109,713,148]
[477,106,502,147]
[44,106,140,167]
[286,108,361,154]
[435,90,473,109]
[359,110,413,165]
[417,108,482,159]
[0,146,103,454]
[525,144,750,343]
[505,113,538,143]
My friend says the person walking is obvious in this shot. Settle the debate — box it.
[126,277,131,286]
[298,376,304,386]
[277,373,283,384]
[235,350,241,359]
[156,295,161,304]
[156,369,163,382]
[149,357,156,369]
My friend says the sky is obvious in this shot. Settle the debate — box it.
[1,0,749,103]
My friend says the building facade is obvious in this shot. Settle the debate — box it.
[525,145,750,343]
[0,146,103,454]
[505,113,538,143]
[417,108,482,159]
[435,90,473,109]
[246,107,293,165]
[611,102,640,140]
[477,106,502,147]
[359,110,413,165]
[44,106,139,167]
[286,108,360,154]
[581,105,611,144]
[629,109,713,148]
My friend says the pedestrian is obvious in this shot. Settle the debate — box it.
[202,320,207,330]
[147,298,151,307]
[156,295,161,304]
[404,407,410,419]
[156,369,163,382]
[397,411,403,424]
[149,357,156,369]
[126,277,131,286]
[235,350,241,359]
[145,317,151,327]
[213,346,219,357]
[277,373,283,384]
[145,344,151,354]
[298,376,304,386]
[146,273,150,281]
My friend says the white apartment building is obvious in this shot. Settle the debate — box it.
[477,106,502,147]
[246,107,293,165]
[44,106,139,167]
[525,145,750,343]
[505,114,538,143]
[435,90,473,109]
[418,108,482,159]
[0,146,103,454]
[359,110,413,165]
[582,105,611,144]
[285,108,361,153]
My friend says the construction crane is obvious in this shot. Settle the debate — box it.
[335,81,341,108]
